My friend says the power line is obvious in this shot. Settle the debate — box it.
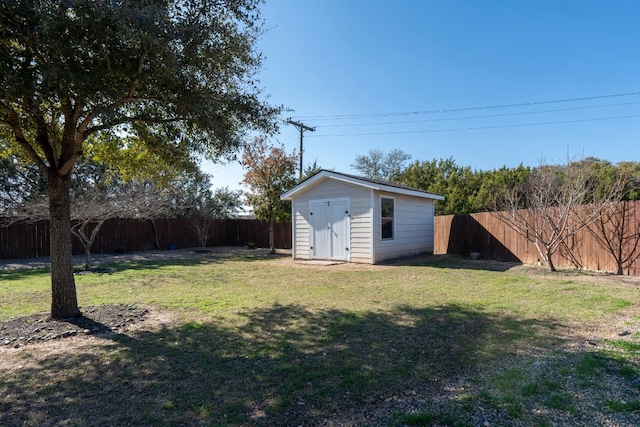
[292,91,640,122]
[313,101,640,129]
[308,113,640,138]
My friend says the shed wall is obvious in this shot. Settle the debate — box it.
[373,192,435,263]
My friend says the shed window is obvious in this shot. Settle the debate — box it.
[381,197,394,240]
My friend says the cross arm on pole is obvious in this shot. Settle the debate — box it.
[286,118,316,180]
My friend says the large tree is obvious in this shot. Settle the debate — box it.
[241,136,297,253]
[0,0,280,318]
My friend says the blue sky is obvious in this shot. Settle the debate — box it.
[207,1,640,191]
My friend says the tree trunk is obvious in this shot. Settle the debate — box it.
[70,227,88,271]
[269,217,275,254]
[48,174,81,319]
[545,249,557,272]
[72,220,104,272]
[533,239,557,272]
[71,232,91,272]
[149,218,161,249]
[83,245,91,272]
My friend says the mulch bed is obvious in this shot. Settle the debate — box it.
[0,304,148,348]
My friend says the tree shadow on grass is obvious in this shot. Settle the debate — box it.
[86,249,289,274]
[383,253,522,273]
[0,259,220,282]
[1,304,631,426]
[0,267,51,282]
[0,248,280,278]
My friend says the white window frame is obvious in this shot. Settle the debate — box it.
[380,196,395,241]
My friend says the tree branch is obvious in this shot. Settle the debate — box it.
[84,115,184,137]
[21,97,59,169]
[1,106,51,176]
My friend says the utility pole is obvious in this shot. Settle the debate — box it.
[286,118,316,180]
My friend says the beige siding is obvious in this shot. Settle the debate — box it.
[291,180,372,263]
[348,193,373,263]
[373,192,435,263]
[294,210,309,259]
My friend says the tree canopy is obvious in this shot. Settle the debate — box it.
[0,0,279,174]
[351,150,640,216]
[398,157,531,215]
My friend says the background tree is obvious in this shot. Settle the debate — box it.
[616,161,640,200]
[88,134,200,188]
[172,172,242,248]
[301,159,324,181]
[210,187,244,220]
[399,158,531,215]
[351,149,411,182]
[470,165,531,213]
[0,0,279,318]
[241,137,297,253]
[85,138,205,251]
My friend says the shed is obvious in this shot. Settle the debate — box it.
[280,170,445,264]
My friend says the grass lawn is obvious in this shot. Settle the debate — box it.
[1,252,639,426]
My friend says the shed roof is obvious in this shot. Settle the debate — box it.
[281,170,445,201]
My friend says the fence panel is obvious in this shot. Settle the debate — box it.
[0,220,50,259]
[435,200,640,275]
[1,218,292,260]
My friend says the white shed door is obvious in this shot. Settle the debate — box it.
[310,198,349,261]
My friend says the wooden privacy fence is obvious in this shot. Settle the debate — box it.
[0,218,292,260]
[434,201,640,276]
